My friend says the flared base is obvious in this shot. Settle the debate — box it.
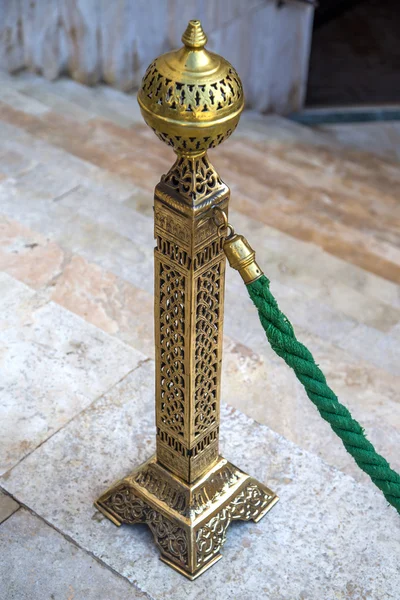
[95,455,278,580]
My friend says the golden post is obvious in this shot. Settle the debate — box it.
[95,20,278,580]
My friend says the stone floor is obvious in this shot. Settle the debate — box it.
[0,71,399,599]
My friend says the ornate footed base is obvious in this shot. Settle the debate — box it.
[95,456,278,580]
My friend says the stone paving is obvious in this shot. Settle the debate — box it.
[0,71,399,599]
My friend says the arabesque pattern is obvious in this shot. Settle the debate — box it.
[194,263,221,436]
[141,62,242,118]
[100,485,189,566]
[195,483,274,568]
[159,262,186,436]
[162,155,223,204]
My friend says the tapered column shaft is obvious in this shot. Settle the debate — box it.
[154,153,229,483]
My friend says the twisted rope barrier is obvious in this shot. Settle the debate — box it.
[247,274,400,513]
[215,206,400,515]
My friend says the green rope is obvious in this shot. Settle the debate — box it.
[247,274,400,514]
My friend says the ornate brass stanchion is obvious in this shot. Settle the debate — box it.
[95,20,278,580]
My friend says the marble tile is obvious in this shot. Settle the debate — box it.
[0,510,147,599]
[211,137,400,284]
[222,331,400,484]
[2,84,400,290]
[89,86,142,124]
[4,72,142,127]
[239,111,335,146]
[19,83,98,123]
[60,185,155,250]
[0,215,66,289]
[0,71,33,91]
[51,211,155,296]
[0,87,49,116]
[3,164,397,346]
[0,101,171,192]
[50,254,154,356]
[318,121,400,162]
[0,207,154,355]
[0,121,136,202]
[312,278,400,331]
[5,186,398,377]
[1,362,399,600]
[227,133,400,218]
[0,185,155,295]
[336,320,400,375]
[0,490,19,524]
[123,187,156,218]
[224,266,400,376]
[230,209,400,325]
[0,272,144,475]
[331,259,400,311]
[60,184,400,333]
[30,77,140,128]
[390,321,400,341]
[0,148,38,178]
[0,271,44,330]
[68,120,172,191]
[6,160,92,200]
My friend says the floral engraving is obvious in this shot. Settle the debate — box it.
[162,156,223,204]
[195,483,274,567]
[101,485,188,565]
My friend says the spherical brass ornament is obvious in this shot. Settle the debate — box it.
[138,20,244,156]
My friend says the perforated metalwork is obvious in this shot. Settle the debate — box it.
[194,263,221,436]
[159,262,186,437]
[142,62,242,120]
[162,155,223,204]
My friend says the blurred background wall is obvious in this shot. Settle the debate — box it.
[0,0,315,115]
[308,0,400,107]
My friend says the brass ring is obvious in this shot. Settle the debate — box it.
[217,223,235,239]
[212,206,228,228]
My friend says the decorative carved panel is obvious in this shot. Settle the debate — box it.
[101,485,189,566]
[154,152,227,483]
[158,262,186,437]
[194,262,221,436]
[155,213,225,481]
[161,155,223,203]
[195,483,274,568]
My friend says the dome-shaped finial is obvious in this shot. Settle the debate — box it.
[181,19,207,49]
[138,20,244,156]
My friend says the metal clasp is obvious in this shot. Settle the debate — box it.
[212,207,263,284]
[211,206,235,240]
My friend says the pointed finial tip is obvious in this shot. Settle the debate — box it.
[181,20,208,49]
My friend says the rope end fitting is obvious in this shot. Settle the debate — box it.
[223,233,264,284]
[211,205,263,284]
